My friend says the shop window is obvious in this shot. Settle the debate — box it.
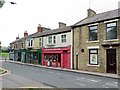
[89,25,98,41]
[106,22,117,40]
[89,49,98,65]
[61,34,66,43]
[44,54,61,67]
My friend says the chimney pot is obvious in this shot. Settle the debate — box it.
[59,22,66,28]
[16,35,19,40]
[24,31,28,37]
[37,24,42,32]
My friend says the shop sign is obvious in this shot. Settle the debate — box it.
[30,50,37,52]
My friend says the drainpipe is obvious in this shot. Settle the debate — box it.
[72,28,74,69]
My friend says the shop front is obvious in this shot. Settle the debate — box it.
[25,49,42,64]
[42,47,71,69]
[13,49,26,62]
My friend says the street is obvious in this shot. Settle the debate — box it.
[1,60,119,89]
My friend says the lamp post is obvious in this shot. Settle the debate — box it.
[0,0,16,8]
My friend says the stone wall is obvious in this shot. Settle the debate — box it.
[73,19,120,74]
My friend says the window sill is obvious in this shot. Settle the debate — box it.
[104,39,119,42]
[87,64,100,67]
[47,43,55,46]
[87,40,99,43]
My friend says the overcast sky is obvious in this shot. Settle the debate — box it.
[0,0,119,47]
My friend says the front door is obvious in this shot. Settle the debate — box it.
[107,49,116,74]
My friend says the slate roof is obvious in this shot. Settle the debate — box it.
[73,9,120,27]
[33,26,71,38]
[10,33,36,44]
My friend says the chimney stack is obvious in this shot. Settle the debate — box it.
[16,35,19,40]
[87,9,96,17]
[37,24,43,32]
[24,31,28,37]
[59,22,66,28]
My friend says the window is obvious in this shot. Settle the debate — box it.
[89,49,98,65]
[53,36,56,44]
[106,22,117,40]
[47,36,56,45]
[22,41,24,48]
[48,36,52,44]
[31,40,33,47]
[39,37,42,47]
[16,42,18,49]
[61,34,66,43]
[89,25,98,41]
[27,39,33,47]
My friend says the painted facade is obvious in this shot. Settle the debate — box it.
[34,22,72,69]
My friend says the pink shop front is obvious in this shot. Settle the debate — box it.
[42,47,71,69]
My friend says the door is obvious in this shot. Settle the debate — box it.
[107,49,116,74]
[63,51,68,68]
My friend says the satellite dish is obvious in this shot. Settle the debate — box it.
[0,0,5,8]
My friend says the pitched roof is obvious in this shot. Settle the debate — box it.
[33,26,71,38]
[73,9,120,27]
[10,33,36,44]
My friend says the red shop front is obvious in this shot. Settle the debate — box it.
[42,47,71,69]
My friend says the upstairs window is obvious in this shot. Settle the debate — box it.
[61,34,66,43]
[106,22,117,40]
[48,36,52,44]
[22,41,24,48]
[47,35,56,45]
[89,25,98,41]
[39,37,42,47]
[27,39,33,47]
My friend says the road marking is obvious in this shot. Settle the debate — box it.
[76,83,86,87]
[88,79,100,83]
[102,82,118,88]
[105,83,118,87]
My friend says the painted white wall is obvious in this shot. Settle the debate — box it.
[43,31,72,48]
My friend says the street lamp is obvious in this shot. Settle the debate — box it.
[0,0,16,8]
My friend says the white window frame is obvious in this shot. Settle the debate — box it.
[61,34,66,43]
[89,49,98,65]
[27,38,34,48]
[106,22,117,40]
[21,40,24,48]
[47,35,56,45]
[39,37,42,47]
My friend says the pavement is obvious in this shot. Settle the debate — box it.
[6,60,120,79]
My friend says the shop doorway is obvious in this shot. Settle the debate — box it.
[106,49,116,74]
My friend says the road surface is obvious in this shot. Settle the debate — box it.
[1,61,119,89]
